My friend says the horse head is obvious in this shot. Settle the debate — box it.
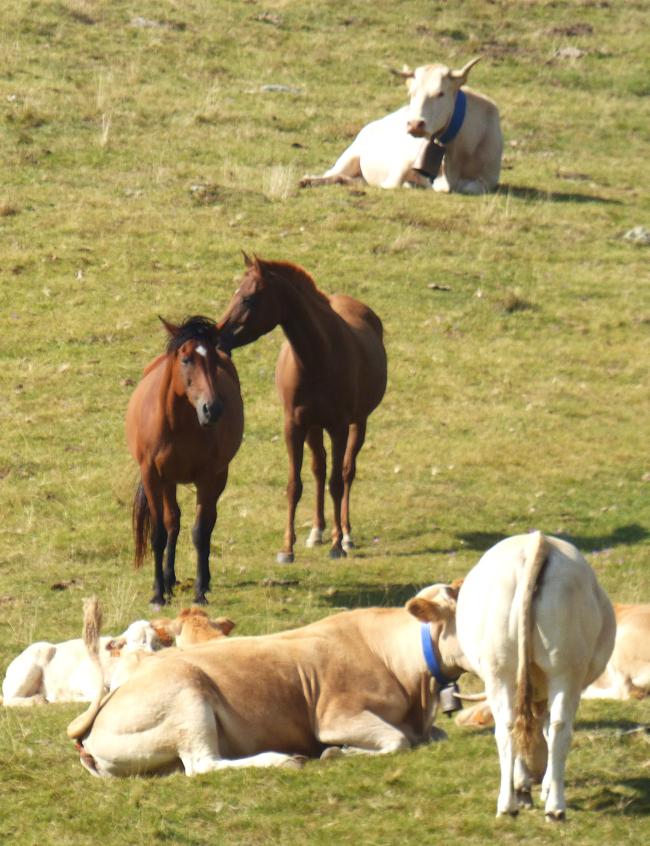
[216,253,284,352]
[161,316,224,427]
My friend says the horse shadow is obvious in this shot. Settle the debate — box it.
[497,183,623,205]
[457,524,649,554]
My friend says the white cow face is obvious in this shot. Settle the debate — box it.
[405,58,482,139]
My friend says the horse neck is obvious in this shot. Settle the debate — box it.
[274,278,339,372]
[158,353,189,422]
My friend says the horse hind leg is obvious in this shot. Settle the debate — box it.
[162,486,181,599]
[340,422,366,552]
[191,473,225,604]
[305,427,326,548]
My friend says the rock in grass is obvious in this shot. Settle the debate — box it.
[623,226,650,245]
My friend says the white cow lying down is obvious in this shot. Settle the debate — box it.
[1,618,170,707]
[300,57,502,194]
[68,590,468,777]
[452,532,615,821]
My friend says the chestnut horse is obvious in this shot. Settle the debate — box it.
[217,255,387,563]
[126,316,244,605]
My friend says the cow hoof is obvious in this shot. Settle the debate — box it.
[545,811,566,823]
[496,807,519,818]
[329,546,347,560]
[284,755,307,769]
[320,746,343,761]
[276,552,295,564]
[516,789,533,810]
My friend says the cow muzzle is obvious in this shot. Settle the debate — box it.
[407,118,428,138]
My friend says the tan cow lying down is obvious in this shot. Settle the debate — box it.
[451,532,615,821]
[68,591,467,777]
[300,57,502,194]
[1,618,170,707]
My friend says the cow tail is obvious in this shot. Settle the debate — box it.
[512,531,549,756]
[132,478,151,570]
[67,597,105,740]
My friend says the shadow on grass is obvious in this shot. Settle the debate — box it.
[321,582,422,609]
[576,780,650,816]
[457,524,649,554]
[498,183,623,205]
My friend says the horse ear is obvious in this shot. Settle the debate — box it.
[159,316,180,337]
[242,251,254,269]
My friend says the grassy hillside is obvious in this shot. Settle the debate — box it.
[1,1,650,843]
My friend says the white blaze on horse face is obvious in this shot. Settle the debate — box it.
[196,345,207,358]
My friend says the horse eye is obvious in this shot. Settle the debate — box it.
[242,295,253,306]
[181,357,193,365]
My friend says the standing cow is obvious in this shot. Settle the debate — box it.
[300,57,502,194]
[455,532,615,820]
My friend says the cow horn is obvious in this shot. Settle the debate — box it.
[383,64,415,79]
[455,691,488,702]
[449,56,482,81]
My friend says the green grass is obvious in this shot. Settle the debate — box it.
[2,0,650,843]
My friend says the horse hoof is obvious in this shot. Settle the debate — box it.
[150,597,166,609]
[193,595,208,606]
[329,546,347,560]
[276,552,295,564]
[341,535,355,551]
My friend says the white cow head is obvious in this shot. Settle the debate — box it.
[403,57,482,139]
[105,620,170,656]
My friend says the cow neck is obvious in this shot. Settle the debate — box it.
[435,89,467,146]
[421,622,461,687]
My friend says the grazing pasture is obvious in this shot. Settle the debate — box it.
[1,0,650,843]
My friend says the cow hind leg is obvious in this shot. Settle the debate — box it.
[540,683,580,822]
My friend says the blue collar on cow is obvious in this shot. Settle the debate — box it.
[420,622,457,688]
[436,89,467,146]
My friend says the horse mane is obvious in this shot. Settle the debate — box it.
[256,259,331,307]
[166,315,218,354]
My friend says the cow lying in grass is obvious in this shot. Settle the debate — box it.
[1,618,170,707]
[300,57,502,194]
[68,590,468,776]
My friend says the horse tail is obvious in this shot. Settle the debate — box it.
[67,597,106,740]
[132,478,151,571]
[512,531,549,757]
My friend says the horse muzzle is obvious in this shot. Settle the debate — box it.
[197,397,223,427]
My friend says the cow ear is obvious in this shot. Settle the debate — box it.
[213,617,235,636]
[448,578,464,599]
[105,637,126,652]
[406,597,449,623]
[449,56,482,86]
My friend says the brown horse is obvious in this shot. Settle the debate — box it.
[217,255,387,563]
[126,316,244,605]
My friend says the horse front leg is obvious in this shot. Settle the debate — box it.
[327,427,349,559]
[162,485,181,600]
[305,426,326,548]
[278,419,305,564]
[191,471,226,605]
[340,421,366,551]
